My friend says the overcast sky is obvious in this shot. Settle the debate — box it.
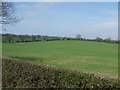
[4,2,118,40]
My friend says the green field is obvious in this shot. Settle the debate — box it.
[2,41,118,78]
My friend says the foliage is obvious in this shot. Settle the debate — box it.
[2,57,120,88]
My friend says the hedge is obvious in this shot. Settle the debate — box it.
[2,57,120,88]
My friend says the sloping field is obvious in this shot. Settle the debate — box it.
[2,41,118,78]
[2,57,119,88]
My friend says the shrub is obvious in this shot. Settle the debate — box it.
[2,57,120,88]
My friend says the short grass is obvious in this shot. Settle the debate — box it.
[2,41,118,78]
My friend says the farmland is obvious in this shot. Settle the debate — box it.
[2,40,118,78]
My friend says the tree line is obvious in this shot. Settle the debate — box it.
[1,34,118,44]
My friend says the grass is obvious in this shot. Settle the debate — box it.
[2,40,118,78]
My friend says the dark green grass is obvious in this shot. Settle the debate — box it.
[2,41,118,78]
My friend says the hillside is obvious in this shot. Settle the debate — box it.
[3,41,118,78]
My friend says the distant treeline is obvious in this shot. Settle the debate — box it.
[1,34,118,44]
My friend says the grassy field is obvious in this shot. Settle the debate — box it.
[2,41,118,78]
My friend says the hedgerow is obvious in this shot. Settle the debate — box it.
[2,57,120,88]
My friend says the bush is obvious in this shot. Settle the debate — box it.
[2,57,120,88]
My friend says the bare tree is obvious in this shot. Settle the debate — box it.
[76,34,81,40]
[104,38,111,43]
[0,2,20,31]
[96,37,103,42]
